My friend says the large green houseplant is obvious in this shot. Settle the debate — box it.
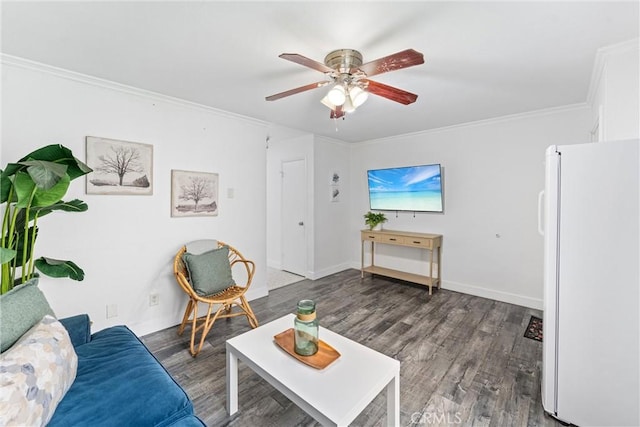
[0,144,92,294]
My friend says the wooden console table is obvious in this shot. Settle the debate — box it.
[360,229,442,295]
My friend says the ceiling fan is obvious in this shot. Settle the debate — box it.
[265,48,424,119]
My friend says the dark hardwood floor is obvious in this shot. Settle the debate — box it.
[141,269,562,427]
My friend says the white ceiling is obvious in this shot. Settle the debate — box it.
[1,1,638,142]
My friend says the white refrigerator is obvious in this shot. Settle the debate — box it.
[541,139,639,426]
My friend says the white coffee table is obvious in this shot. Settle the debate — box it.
[226,314,400,426]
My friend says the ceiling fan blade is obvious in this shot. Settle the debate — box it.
[279,53,334,74]
[364,80,418,105]
[330,106,345,119]
[265,81,329,101]
[358,49,424,77]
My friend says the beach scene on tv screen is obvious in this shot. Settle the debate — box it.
[368,164,443,212]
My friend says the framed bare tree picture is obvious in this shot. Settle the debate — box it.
[85,136,153,195]
[171,170,219,217]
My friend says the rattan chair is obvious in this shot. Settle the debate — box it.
[173,240,258,356]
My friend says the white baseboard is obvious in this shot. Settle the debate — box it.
[246,287,269,300]
[267,259,282,269]
[131,315,183,337]
[309,263,353,280]
[441,280,542,310]
[131,288,269,337]
[347,261,542,310]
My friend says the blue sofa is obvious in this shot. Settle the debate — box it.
[49,314,205,427]
[0,281,203,426]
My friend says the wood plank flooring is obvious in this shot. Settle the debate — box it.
[141,269,562,427]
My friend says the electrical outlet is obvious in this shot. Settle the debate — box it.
[106,304,118,318]
[149,294,159,306]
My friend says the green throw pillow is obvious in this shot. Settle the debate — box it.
[0,279,56,352]
[182,246,235,297]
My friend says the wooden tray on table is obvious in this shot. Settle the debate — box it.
[274,328,340,369]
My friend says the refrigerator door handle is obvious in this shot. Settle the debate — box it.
[537,190,544,236]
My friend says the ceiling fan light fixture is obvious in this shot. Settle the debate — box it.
[320,94,336,110]
[349,85,369,108]
[267,48,424,120]
[343,95,356,113]
[327,84,346,106]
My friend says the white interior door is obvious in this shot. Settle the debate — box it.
[281,159,307,276]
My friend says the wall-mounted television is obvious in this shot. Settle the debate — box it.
[367,164,443,213]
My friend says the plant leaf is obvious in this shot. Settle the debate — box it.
[13,209,28,232]
[18,145,92,180]
[13,171,37,208]
[14,169,71,208]
[52,199,89,212]
[0,170,11,204]
[35,257,85,281]
[32,174,70,207]
[32,199,89,217]
[15,199,88,231]
[1,162,26,179]
[3,226,38,267]
[2,145,92,203]
[0,247,17,264]
[13,226,38,266]
[20,160,68,190]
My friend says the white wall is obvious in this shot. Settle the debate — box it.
[588,39,640,141]
[349,106,592,309]
[266,134,351,280]
[312,136,351,278]
[1,57,268,336]
[5,37,634,332]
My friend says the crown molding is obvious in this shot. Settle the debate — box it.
[1,53,267,127]
[587,38,640,106]
[315,134,352,147]
[359,102,589,145]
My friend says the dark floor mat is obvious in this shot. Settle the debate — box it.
[524,315,543,342]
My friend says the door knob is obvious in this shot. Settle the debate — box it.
[298,221,304,226]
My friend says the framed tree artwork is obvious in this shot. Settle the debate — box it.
[85,136,153,195]
[171,170,219,217]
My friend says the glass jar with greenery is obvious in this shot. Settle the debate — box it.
[294,299,318,356]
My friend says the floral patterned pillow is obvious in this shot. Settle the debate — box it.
[0,315,78,426]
